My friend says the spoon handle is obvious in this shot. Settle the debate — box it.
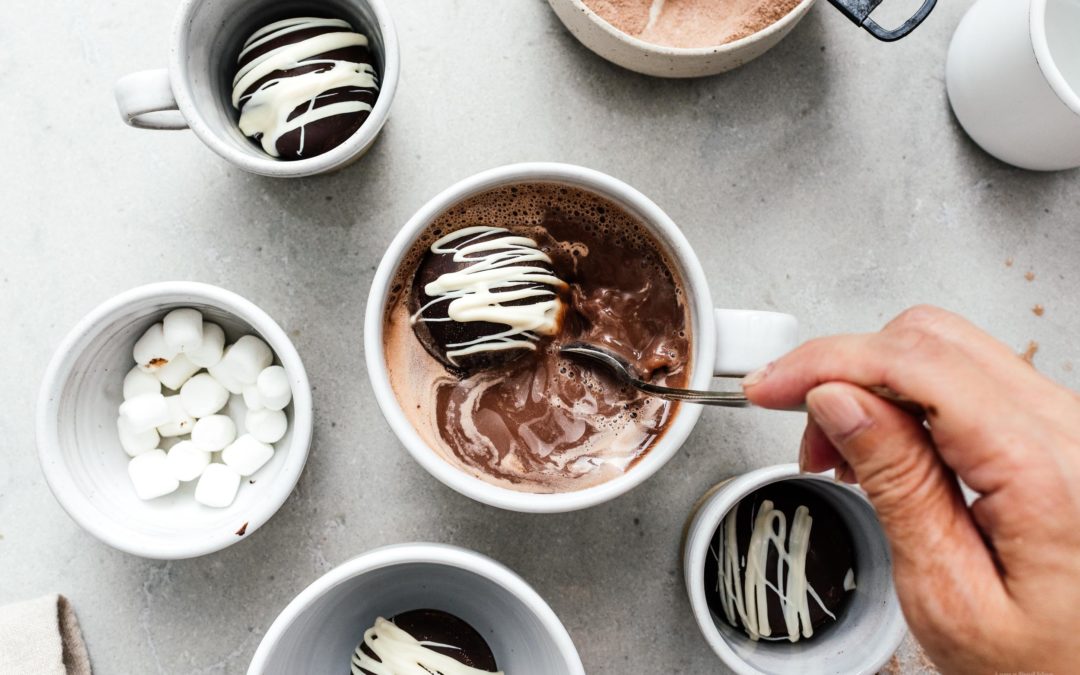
[635,379,923,415]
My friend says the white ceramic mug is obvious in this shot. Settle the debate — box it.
[683,464,906,675]
[36,282,313,559]
[247,543,585,674]
[946,0,1080,170]
[113,0,400,177]
[364,163,799,513]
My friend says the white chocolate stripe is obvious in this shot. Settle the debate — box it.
[236,64,375,157]
[232,30,370,103]
[350,617,503,675]
[238,17,353,60]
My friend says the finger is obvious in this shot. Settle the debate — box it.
[805,383,1004,595]
[800,416,843,474]
[742,330,1029,495]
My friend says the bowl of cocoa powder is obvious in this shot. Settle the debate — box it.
[547,0,816,77]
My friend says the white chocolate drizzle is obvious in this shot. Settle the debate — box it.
[350,617,503,675]
[231,17,378,157]
[713,500,847,642]
[411,227,567,365]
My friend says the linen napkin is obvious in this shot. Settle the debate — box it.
[0,594,91,674]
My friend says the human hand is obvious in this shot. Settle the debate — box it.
[742,305,1080,674]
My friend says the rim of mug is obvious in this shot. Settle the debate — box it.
[683,464,904,675]
[35,281,314,559]
[247,542,586,674]
[555,0,817,56]
[1031,0,1080,116]
[364,162,715,513]
[168,0,401,177]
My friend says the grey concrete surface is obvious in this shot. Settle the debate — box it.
[2,0,1077,673]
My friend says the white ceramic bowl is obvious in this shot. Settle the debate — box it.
[248,543,586,674]
[546,0,816,78]
[683,464,906,675]
[36,282,313,559]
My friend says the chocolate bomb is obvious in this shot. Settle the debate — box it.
[353,609,498,674]
[231,17,379,160]
[410,227,568,372]
[704,482,856,642]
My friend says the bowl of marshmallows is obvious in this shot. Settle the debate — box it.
[37,282,312,559]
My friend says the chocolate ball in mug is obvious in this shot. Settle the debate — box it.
[231,17,380,160]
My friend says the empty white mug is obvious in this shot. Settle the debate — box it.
[946,0,1080,170]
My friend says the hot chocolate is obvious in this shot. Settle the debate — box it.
[384,182,691,492]
[582,0,803,48]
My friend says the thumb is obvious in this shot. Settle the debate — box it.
[805,383,1000,592]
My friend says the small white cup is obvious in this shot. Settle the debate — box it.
[683,464,906,675]
[946,0,1080,170]
[364,163,798,513]
[247,543,585,675]
[545,0,816,78]
[113,0,400,177]
[36,282,313,559]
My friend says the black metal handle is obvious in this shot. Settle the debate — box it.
[826,0,938,42]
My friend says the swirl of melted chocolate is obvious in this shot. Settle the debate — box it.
[232,17,379,159]
[384,182,691,492]
[351,609,499,675]
[410,227,568,372]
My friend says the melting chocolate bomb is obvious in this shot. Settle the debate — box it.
[232,17,379,159]
[384,182,691,492]
[411,227,568,372]
[351,609,499,675]
[705,482,856,642]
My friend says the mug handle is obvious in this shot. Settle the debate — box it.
[114,69,188,130]
[713,309,798,377]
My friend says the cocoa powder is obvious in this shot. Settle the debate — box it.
[583,0,804,49]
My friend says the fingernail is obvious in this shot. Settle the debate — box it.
[806,386,871,442]
[742,362,773,389]
[797,435,809,473]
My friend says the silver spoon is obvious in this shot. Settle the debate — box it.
[560,342,923,414]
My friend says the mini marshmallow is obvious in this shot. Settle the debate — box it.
[123,366,161,400]
[128,450,179,501]
[187,322,226,368]
[165,440,211,482]
[119,393,170,432]
[218,335,273,384]
[222,434,274,476]
[208,349,245,395]
[163,308,204,353]
[191,414,237,452]
[133,323,179,372]
[157,395,195,437]
[117,416,159,457]
[242,384,264,411]
[256,365,291,411]
[245,408,287,444]
[194,463,241,508]
[155,352,202,391]
[180,373,229,418]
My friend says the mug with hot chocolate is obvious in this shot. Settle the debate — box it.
[366,163,799,511]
